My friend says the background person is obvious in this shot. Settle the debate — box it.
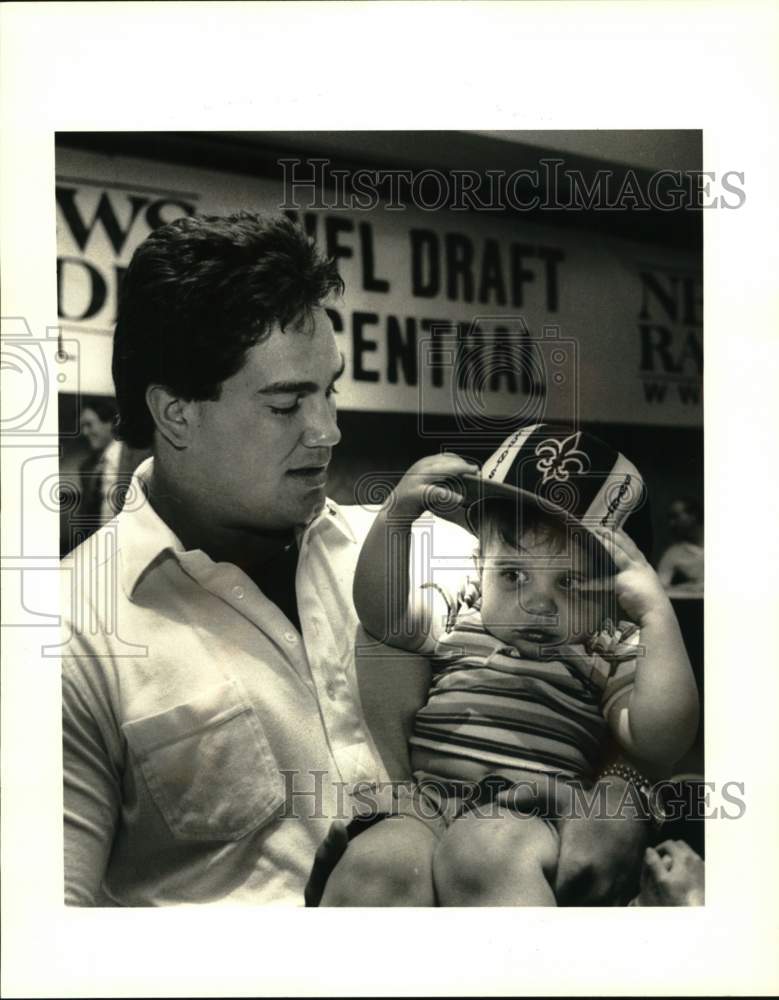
[77,397,122,526]
[656,498,704,597]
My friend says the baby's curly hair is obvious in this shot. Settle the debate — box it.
[477,498,614,579]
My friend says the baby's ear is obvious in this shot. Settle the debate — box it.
[472,544,483,577]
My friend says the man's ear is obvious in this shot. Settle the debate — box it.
[145,385,196,449]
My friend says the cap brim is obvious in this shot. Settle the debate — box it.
[457,472,614,561]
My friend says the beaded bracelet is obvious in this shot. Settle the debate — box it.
[598,763,668,828]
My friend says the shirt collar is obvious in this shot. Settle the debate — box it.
[118,457,187,598]
[118,458,357,597]
[307,498,358,545]
[104,438,122,460]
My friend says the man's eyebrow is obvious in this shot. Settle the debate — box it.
[257,354,346,395]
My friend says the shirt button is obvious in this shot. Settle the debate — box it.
[284,631,298,643]
[326,681,337,699]
[232,586,244,599]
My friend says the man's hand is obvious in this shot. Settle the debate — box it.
[304,821,349,907]
[389,453,479,521]
[636,839,704,906]
[554,777,651,906]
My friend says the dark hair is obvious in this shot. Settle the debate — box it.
[80,396,118,425]
[479,500,565,553]
[478,499,615,577]
[112,212,344,448]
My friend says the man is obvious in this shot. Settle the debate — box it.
[62,212,650,907]
[66,398,145,558]
[77,398,121,521]
[59,399,118,557]
[657,498,704,597]
[63,212,396,905]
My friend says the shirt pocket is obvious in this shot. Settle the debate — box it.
[122,680,284,842]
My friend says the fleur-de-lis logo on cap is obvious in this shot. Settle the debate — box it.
[534,432,591,484]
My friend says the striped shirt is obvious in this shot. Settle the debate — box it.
[409,606,636,782]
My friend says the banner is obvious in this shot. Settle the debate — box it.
[55,148,702,427]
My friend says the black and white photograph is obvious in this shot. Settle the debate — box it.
[2,3,778,997]
[54,128,706,909]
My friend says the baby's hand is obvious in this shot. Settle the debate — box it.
[455,576,481,612]
[390,453,479,520]
[448,576,481,630]
[591,527,671,623]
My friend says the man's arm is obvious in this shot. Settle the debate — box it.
[555,729,669,906]
[62,658,121,906]
[554,776,651,906]
[304,821,350,907]
[554,715,683,907]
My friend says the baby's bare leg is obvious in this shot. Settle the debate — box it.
[320,816,438,907]
[433,807,559,906]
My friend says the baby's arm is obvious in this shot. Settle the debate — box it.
[655,546,679,589]
[592,526,699,768]
[354,453,478,653]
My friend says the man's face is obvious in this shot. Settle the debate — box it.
[80,408,114,452]
[668,501,695,538]
[187,307,344,533]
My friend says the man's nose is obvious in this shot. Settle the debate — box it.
[301,397,342,449]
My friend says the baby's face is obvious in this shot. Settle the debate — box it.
[479,530,608,658]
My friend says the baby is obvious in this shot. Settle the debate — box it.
[323,425,699,906]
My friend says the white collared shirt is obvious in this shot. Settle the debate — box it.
[61,457,400,907]
[97,438,124,522]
